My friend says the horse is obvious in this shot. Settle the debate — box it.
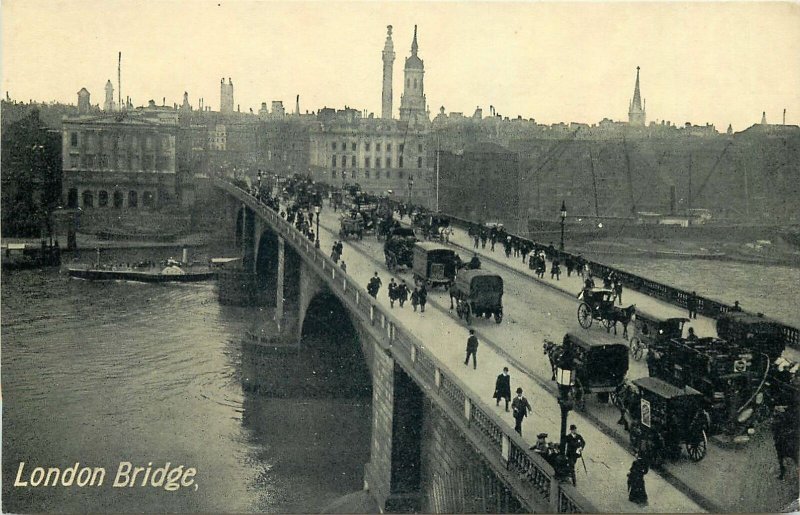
[606,304,636,338]
[543,339,564,381]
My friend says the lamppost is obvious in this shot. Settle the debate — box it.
[257,169,262,191]
[314,205,321,248]
[556,341,576,454]
[559,200,567,252]
[408,175,414,204]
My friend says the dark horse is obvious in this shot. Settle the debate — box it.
[543,338,565,381]
[606,304,636,338]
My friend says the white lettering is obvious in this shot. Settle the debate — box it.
[76,467,92,487]
[14,462,28,486]
[29,467,45,486]
[61,463,79,486]
[113,461,132,487]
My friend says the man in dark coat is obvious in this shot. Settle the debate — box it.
[627,455,649,505]
[396,280,409,308]
[387,278,397,308]
[687,291,698,319]
[464,329,479,369]
[493,367,512,411]
[511,387,532,435]
[564,424,586,486]
[772,405,799,480]
[367,272,382,298]
[418,284,427,313]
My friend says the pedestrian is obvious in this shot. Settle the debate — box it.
[340,260,347,273]
[732,300,742,312]
[564,424,586,486]
[335,240,343,257]
[687,291,698,319]
[367,272,382,298]
[772,405,799,480]
[493,367,512,411]
[397,280,409,307]
[418,284,427,313]
[331,241,340,263]
[551,259,561,281]
[511,388,532,435]
[464,329,479,369]
[480,231,487,249]
[565,255,574,277]
[614,280,623,305]
[411,287,420,312]
[388,278,397,308]
[627,454,649,506]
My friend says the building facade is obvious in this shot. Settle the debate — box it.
[61,99,179,210]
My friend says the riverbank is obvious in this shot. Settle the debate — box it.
[2,232,219,251]
[568,237,800,267]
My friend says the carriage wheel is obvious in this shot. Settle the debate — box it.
[464,304,472,325]
[577,303,593,329]
[629,337,645,361]
[685,430,708,462]
[495,309,503,324]
[602,316,614,331]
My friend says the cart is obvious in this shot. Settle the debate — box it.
[628,311,689,361]
[448,270,503,325]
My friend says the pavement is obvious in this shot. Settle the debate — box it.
[312,204,799,513]
[314,205,705,514]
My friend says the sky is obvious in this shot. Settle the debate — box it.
[3,1,799,131]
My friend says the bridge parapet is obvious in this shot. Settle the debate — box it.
[214,178,595,513]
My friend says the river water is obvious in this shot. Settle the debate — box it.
[2,245,371,513]
[606,257,800,327]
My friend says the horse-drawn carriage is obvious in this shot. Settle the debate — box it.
[626,377,711,465]
[716,311,786,361]
[448,270,503,325]
[544,332,629,409]
[577,287,636,336]
[412,242,460,288]
[339,214,364,240]
[628,311,689,360]
[384,227,417,272]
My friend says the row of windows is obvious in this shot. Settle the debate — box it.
[68,153,172,171]
[69,132,171,149]
[330,142,424,153]
[331,156,423,168]
[66,188,156,209]
[331,169,408,180]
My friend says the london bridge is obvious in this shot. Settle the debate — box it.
[3,2,799,513]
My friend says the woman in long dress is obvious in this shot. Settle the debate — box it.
[627,455,649,505]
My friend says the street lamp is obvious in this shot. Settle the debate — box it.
[408,175,414,204]
[559,200,567,252]
[555,341,576,454]
[314,205,321,248]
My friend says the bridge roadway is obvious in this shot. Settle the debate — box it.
[317,207,799,513]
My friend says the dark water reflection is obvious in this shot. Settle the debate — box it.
[2,245,372,513]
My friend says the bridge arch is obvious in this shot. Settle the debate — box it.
[300,287,371,397]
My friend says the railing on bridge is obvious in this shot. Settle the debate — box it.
[215,178,595,514]
[424,211,799,351]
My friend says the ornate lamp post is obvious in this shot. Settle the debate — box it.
[314,205,321,248]
[559,200,567,252]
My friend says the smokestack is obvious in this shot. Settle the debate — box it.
[784,109,787,125]
[118,52,121,111]
[296,94,300,115]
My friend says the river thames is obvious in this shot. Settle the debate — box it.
[2,246,794,512]
[2,246,372,513]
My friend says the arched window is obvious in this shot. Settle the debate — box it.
[128,191,138,208]
[67,188,78,208]
[407,78,410,88]
[413,78,417,89]
[82,190,94,208]
[98,190,109,207]
[113,191,123,208]
[332,155,337,168]
[142,191,154,208]
[341,155,347,167]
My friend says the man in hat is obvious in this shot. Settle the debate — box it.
[493,367,512,411]
[511,388,532,435]
[531,433,551,455]
[564,424,586,486]
[464,329,479,369]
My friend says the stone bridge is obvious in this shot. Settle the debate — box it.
[212,178,592,513]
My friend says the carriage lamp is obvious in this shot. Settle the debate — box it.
[559,200,567,252]
[314,205,321,248]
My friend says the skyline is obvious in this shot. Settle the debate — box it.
[3,1,800,130]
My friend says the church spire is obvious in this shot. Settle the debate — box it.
[411,25,418,56]
[628,66,646,126]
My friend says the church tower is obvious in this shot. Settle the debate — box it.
[104,80,115,111]
[399,25,428,123]
[628,66,646,126]
[220,78,234,114]
[381,25,395,119]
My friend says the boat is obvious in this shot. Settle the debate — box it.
[67,263,216,283]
